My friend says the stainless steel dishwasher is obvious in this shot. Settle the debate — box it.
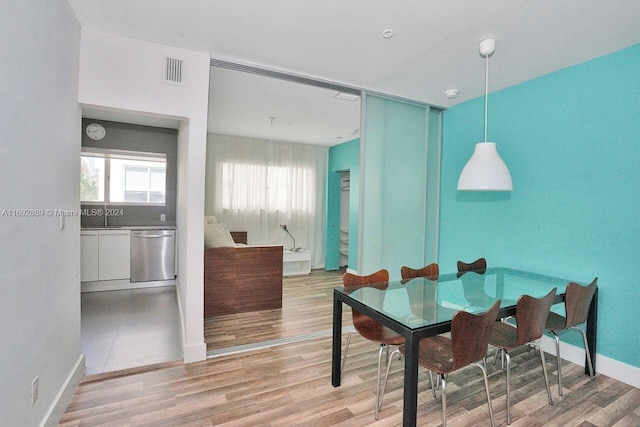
[130,229,176,282]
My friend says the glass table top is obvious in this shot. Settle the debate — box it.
[334,267,573,330]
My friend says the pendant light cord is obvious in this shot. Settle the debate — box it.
[484,53,489,143]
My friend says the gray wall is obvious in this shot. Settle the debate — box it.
[1,2,82,425]
[81,119,178,227]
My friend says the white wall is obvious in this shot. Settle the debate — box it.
[0,1,82,425]
[77,28,211,362]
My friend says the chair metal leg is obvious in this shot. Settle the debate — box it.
[374,344,385,420]
[428,370,437,398]
[472,360,496,427]
[572,326,595,380]
[385,343,390,366]
[531,342,553,406]
[341,332,354,379]
[378,349,437,417]
[505,350,512,425]
[494,347,505,370]
[440,374,447,427]
[378,348,401,418]
[550,331,562,395]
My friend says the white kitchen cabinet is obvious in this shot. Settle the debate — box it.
[98,230,131,280]
[80,231,99,282]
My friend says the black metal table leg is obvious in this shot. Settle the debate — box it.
[586,287,598,374]
[332,291,343,387]
[402,333,419,427]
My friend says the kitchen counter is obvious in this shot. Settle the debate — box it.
[81,226,177,292]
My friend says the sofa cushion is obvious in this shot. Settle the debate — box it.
[204,223,236,248]
[204,215,218,225]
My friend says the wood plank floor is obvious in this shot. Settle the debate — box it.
[61,335,639,426]
[62,270,640,426]
[204,269,348,352]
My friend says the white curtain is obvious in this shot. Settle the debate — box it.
[205,134,328,268]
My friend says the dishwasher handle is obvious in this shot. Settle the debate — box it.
[132,230,175,239]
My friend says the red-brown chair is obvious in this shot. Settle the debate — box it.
[545,278,597,395]
[341,269,404,420]
[456,257,487,277]
[380,300,501,427]
[488,288,557,424]
[400,262,440,390]
[400,262,439,280]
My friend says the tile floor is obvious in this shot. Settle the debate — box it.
[81,285,182,375]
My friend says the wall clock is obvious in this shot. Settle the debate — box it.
[86,123,106,140]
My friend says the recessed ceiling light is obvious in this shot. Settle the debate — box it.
[335,92,360,102]
[349,129,359,134]
[444,89,459,99]
[382,29,393,39]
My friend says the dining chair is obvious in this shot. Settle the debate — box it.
[545,278,597,395]
[456,257,487,277]
[379,300,501,427]
[400,262,440,391]
[457,259,511,329]
[400,262,439,280]
[341,269,405,420]
[488,288,557,425]
[459,271,495,309]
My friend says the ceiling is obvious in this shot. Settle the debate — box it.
[70,0,640,146]
[208,67,362,146]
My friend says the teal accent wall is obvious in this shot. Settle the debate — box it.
[440,44,640,367]
[327,138,360,270]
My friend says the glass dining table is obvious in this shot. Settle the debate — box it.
[331,267,598,427]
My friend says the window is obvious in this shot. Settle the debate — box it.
[81,149,167,205]
[122,165,166,203]
[80,155,105,202]
[219,162,315,213]
[207,135,327,255]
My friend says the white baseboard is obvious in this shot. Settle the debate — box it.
[81,279,175,292]
[346,267,357,275]
[539,335,640,389]
[174,278,206,364]
[183,342,207,363]
[42,354,85,427]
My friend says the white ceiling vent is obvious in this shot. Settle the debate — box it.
[162,56,185,86]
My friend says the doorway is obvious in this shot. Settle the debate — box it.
[205,63,362,354]
[78,117,183,374]
[339,170,350,269]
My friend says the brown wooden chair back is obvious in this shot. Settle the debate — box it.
[342,269,393,337]
[457,257,487,277]
[342,269,389,316]
[564,278,598,328]
[514,288,557,346]
[343,269,389,290]
[451,300,501,371]
[400,263,439,280]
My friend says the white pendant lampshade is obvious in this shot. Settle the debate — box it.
[457,38,513,191]
[457,142,512,191]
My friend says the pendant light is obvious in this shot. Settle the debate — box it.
[457,38,513,191]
